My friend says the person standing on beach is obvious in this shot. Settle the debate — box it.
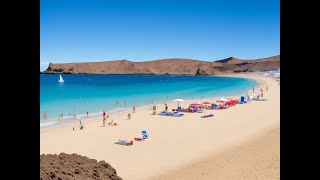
[266,86,268,91]
[43,112,47,120]
[128,113,131,119]
[102,111,106,126]
[80,120,83,130]
[152,105,157,115]
[74,114,76,119]
[165,103,168,112]
[261,88,264,97]
[133,106,136,113]
[86,112,89,118]
[253,88,255,93]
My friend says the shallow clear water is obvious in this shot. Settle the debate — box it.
[40,74,256,128]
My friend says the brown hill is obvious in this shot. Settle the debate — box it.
[42,55,280,75]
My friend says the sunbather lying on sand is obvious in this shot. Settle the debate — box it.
[108,119,118,126]
[115,139,133,146]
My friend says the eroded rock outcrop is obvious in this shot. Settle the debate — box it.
[40,153,122,180]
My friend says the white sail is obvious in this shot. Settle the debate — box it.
[58,74,64,83]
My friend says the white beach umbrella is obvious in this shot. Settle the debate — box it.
[172,99,185,107]
[216,98,228,103]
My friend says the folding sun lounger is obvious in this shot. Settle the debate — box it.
[142,130,149,139]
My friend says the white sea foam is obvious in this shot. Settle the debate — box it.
[40,121,58,127]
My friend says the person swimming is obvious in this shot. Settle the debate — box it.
[43,112,47,120]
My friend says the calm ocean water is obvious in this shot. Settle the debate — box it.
[40,74,256,127]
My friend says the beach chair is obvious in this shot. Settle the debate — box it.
[211,104,218,109]
[142,130,149,139]
[160,111,170,116]
[239,96,247,104]
[173,112,184,117]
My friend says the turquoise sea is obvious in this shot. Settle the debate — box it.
[40,74,256,128]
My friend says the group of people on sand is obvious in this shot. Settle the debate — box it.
[151,104,168,114]
[101,106,138,126]
[102,110,111,126]
[252,86,268,99]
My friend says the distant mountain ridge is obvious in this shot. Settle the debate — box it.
[42,55,280,75]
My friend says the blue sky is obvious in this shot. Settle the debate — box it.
[40,0,279,70]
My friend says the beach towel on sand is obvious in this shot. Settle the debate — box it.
[134,137,149,141]
[201,114,214,118]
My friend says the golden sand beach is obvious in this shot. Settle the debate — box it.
[40,74,280,180]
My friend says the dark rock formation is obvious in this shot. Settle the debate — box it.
[40,153,122,180]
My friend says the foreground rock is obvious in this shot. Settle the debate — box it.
[42,55,280,75]
[40,153,122,180]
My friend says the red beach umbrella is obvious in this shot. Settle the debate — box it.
[202,101,211,105]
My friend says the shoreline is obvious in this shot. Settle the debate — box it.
[40,74,257,129]
[40,73,279,179]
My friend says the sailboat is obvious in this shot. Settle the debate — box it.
[58,74,64,83]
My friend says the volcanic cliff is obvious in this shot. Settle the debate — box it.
[42,55,280,75]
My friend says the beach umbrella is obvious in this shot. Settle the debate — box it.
[226,100,236,105]
[216,98,228,103]
[172,99,184,107]
[203,101,211,105]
